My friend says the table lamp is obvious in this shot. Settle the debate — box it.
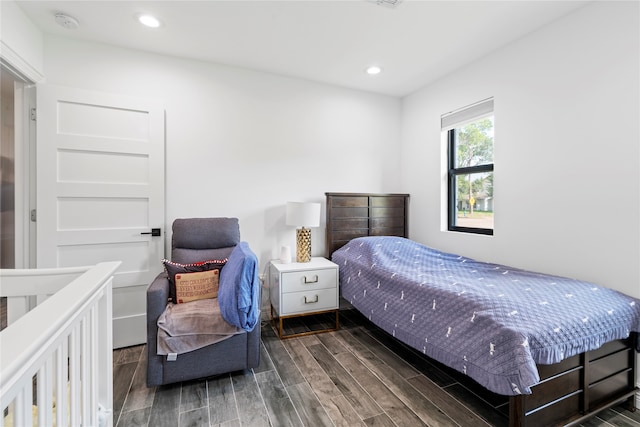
[286,202,321,262]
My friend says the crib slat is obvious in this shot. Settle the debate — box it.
[69,326,80,427]
[81,315,90,427]
[37,363,45,427]
[14,383,32,427]
[98,281,114,426]
[55,343,66,427]
[38,359,54,427]
[90,305,98,427]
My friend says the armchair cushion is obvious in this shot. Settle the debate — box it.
[218,242,260,331]
[157,298,243,355]
[163,258,227,303]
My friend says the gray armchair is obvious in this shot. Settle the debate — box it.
[146,217,261,387]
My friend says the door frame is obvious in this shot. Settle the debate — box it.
[15,82,36,269]
[1,62,37,269]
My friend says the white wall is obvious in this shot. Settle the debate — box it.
[41,36,402,270]
[401,1,639,298]
[11,1,638,296]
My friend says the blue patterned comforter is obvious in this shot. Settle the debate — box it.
[333,236,640,395]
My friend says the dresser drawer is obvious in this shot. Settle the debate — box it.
[281,288,338,315]
[281,268,337,293]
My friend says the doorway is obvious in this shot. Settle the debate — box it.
[1,64,35,329]
[1,67,17,270]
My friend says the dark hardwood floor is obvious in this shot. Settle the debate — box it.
[114,309,640,427]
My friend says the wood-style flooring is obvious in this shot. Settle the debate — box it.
[114,309,639,427]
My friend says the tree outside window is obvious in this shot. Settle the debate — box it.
[448,116,494,234]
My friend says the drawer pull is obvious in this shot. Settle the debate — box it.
[303,275,319,284]
[304,295,319,304]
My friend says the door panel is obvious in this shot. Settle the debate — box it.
[113,285,148,349]
[37,84,165,348]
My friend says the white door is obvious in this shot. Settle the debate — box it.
[36,84,165,348]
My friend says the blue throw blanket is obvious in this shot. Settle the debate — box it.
[333,236,640,395]
[218,242,260,331]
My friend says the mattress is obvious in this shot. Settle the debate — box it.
[333,236,640,395]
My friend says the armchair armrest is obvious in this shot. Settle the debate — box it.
[146,271,170,387]
[147,271,170,323]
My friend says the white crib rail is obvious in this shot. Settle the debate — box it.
[0,261,120,427]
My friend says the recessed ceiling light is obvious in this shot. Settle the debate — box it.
[366,66,382,75]
[137,14,161,28]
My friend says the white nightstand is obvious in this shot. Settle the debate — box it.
[268,257,339,339]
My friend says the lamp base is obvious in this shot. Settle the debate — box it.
[296,228,312,262]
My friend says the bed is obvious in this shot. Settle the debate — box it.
[325,192,639,427]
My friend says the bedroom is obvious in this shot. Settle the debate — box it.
[1,0,638,425]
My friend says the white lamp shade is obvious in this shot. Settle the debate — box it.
[286,202,321,227]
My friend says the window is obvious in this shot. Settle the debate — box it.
[442,99,494,235]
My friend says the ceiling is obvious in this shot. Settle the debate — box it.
[15,0,589,97]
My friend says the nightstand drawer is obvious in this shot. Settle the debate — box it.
[281,288,338,315]
[281,268,337,293]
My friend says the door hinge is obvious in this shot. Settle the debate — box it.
[30,209,37,222]
[30,108,37,121]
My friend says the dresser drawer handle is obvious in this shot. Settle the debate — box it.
[303,275,319,284]
[304,295,319,304]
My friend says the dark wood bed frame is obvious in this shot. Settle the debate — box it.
[325,192,638,427]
